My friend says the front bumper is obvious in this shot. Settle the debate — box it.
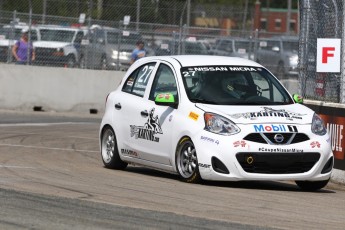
[193,129,333,182]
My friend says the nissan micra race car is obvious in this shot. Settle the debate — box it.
[100,55,333,191]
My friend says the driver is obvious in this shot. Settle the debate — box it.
[221,73,247,99]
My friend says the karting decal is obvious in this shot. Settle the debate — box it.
[130,108,163,142]
[310,141,321,148]
[200,136,219,145]
[121,149,138,157]
[233,140,247,147]
[258,147,304,153]
[189,112,199,121]
[253,124,298,132]
[229,107,306,121]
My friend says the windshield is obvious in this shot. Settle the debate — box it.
[107,31,142,44]
[40,29,75,42]
[234,41,252,52]
[283,41,298,52]
[181,66,293,105]
[1,28,38,41]
[1,28,23,40]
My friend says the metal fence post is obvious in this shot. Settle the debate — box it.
[341,2,345,103]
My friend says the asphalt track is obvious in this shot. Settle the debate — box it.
[0,110,344,230]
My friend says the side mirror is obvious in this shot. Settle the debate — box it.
[293,94,303,104]
[155,93,178,109]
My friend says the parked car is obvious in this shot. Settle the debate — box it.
[209,37,254,60]
[255,36,299,79]
[79,25,153,70]
[99,55,333,191]
[34,25,86,67]
[0,23,39,62]
[155,39,209,56]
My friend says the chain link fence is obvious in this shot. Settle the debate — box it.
[299,0,344,103]
[0,0,300,82]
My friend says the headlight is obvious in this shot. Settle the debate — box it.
[112,50,118,55]
[204,113,240,135]
[311,113,327,135]
[289,55,298,65]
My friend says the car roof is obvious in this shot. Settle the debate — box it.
[142,55,263,67]
[260,36,298,42]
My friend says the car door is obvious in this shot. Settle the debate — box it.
[135,62,179,166]
[115,62,158,159]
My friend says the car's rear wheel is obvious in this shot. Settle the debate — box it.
[101,126,127,169]
[176,137,201,183]
[295,179,329,191]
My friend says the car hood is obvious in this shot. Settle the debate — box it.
[108,44,134,52]
[196,103,314,124]
[34,41,71,48]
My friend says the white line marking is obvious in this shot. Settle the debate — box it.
[0,165,36,169]
[0,143,99,153]
[0,131,98,140]
[0,122,98,127]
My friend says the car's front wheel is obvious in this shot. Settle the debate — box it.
[176,137,201,183]
[101,126,127,169]
[295,179,330,191]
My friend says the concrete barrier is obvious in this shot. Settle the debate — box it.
[0,63,124,113]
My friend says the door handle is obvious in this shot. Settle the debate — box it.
[141,110,149,117]
[115,103,121,109]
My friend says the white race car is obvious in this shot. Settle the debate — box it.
[100,55,333,191]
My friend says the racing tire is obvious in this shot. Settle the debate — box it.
[176,137,201,183]
[101,126,128,170]
[295,179,330,191]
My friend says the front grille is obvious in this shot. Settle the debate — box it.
[36,47,56,56]
[236,152,320,174]
[243,133,309,145]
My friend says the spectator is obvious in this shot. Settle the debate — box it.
[130,40,146,64]
[12,28,35,64]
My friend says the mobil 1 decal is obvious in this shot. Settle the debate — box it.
[229,107,306,121]
[253,124,298,132]
[130,108,163,142]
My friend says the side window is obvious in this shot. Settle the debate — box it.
[149,64,178,101]
[75,31,84,43]
[31,31,38,41]
[122,62,156,97]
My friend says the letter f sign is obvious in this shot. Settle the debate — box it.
[322,47,335,63]
[317,38,341,72]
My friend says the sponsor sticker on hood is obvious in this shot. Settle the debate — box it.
[196,104,312,124]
